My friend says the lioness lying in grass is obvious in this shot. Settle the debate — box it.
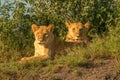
[19,24,54,63]
[65,20,90,43]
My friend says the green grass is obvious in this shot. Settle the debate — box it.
[0,0,119,79]
[0,25,120,79]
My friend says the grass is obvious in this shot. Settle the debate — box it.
[114,56,120,72]
[0,25,120,79]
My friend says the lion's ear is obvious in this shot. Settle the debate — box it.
[32,24,39,32]
[47,24,54,32]
[65,20,71,28]
[77,22,83,28]
[84,21,90,29]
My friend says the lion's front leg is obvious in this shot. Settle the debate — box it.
[19,56,35,63]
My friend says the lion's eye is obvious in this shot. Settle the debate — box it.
[37,32,41,35]
[80,28,83,32]
[72,28,75,31]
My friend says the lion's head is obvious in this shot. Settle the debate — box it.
[65,21,90,43]
[32,24,54,45]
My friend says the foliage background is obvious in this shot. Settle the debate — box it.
[0,0,120,79]
[0,0,120,62]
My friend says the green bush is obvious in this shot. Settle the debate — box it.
[0,0,119,61]
[88,23,120,59]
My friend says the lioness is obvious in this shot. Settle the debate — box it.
[65,20,90,43]
[19,24,54,63]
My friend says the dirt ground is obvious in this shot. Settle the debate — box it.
[37,59,120,80]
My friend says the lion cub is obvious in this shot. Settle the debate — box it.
[65,20,90,43]
[19,24,54,63]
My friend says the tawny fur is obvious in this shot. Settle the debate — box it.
[65,20,90,43]
[19,24,54,63]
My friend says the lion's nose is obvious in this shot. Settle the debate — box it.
[38,36,43,41]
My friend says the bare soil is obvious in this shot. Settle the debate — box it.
[37,59,120,80]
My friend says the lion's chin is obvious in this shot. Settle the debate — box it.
[74,37,80,41]
[39,42,46,45]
